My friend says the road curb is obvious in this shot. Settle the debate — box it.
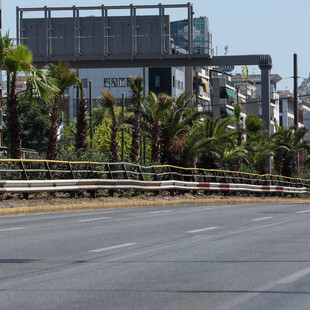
[0,197,309,217]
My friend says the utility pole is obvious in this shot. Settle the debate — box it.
[293,53,299,171]
[121,92,125,162]
[294,53,298,128]
[89,80,93,150]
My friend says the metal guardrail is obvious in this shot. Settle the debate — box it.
[0,159,308,195]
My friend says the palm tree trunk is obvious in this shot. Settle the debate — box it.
[151,121,161,164]
[131,110,141,164]
[75,90,88,152]
[8,75,21,159]
[235,131,243,171]
[47,102,59,160]
[111,119,119,163]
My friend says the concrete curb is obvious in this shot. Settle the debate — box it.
[0,197,309,217]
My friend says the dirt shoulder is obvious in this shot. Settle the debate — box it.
[0,192,309,217]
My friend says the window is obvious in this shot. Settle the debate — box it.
[119,78,126,87]
[181,81,183,90]
[173,76,175,87]
[155,76,160,87]
[82,78,88,89]
[111,78,118,87]
[127,77,132,87]
[178,81,181,89]
[104,78,111,88]
[279,116,283,126]
[279,100,283,112]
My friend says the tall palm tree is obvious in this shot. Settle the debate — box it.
[3,43,58,158]
[46,61,79,160]
[142,92,173,163]
[100,89,119,163]
[75,80,88,152]
[128,75,145,164]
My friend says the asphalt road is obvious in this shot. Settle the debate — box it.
[0,202,310,309]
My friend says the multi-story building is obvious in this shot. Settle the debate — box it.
[187,66,211,111]
[170,17,212,55]
[276,90,310,129]
[230,74,281,133]
[68,68,146,121]
[171,17,212,111]
[210,70,247,128]
[67,65,187,122]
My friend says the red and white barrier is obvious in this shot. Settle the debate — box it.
[0,179,308,195]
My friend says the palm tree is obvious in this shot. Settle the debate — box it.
[128,75,145,164]
[272,124,309,176]
[100,89,119,163]
[3,43,58,158]
[232,103,245,171]
[75,80,88,152]
[142,92,173,163]
[161,92,210,166]
[191,116,236,169]
[220,145,250,171]
[46,61,79,160]
[244,114,273,174]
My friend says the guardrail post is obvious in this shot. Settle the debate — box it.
[191,169,198,195]
[213,171,219,183]
[86,162,96,198]
[122,163,129,179]
[19,161,28,180]
[202,170,208,182]
[179,167,184,182]
[167,166,175,196]
[67,162,75,179]
[191,169,197,182]
[44,161,53,180]
[168,166,173,180]
[138,165,144,181]
[106,163,114,196]
[89,162,96,178]
[106,163,113,179]
[152,166,158,181]
[19,161,29,200]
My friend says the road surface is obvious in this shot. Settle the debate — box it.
[0,202,310,309]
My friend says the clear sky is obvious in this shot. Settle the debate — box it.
[3,0,309,90]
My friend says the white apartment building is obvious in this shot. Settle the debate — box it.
[234,74,281,134]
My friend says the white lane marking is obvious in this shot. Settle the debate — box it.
[0,227,25,232]
[252,216,273,221]
[278,266,310,284]
[214,266,310,310]
[148,210,172,214]
[187,227,218,234]
[295,210,310,214]
[78,217,110,223]
[90,243,136,253]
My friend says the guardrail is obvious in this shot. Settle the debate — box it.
[0,159,308,196]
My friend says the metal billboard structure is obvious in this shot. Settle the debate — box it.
[17,4,196,62]
[16,3,272,171]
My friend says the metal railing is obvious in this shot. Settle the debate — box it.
[0,159,308,195]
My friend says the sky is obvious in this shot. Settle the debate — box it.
[2,0,310,90]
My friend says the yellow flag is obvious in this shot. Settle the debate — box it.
[242,65,249,82]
